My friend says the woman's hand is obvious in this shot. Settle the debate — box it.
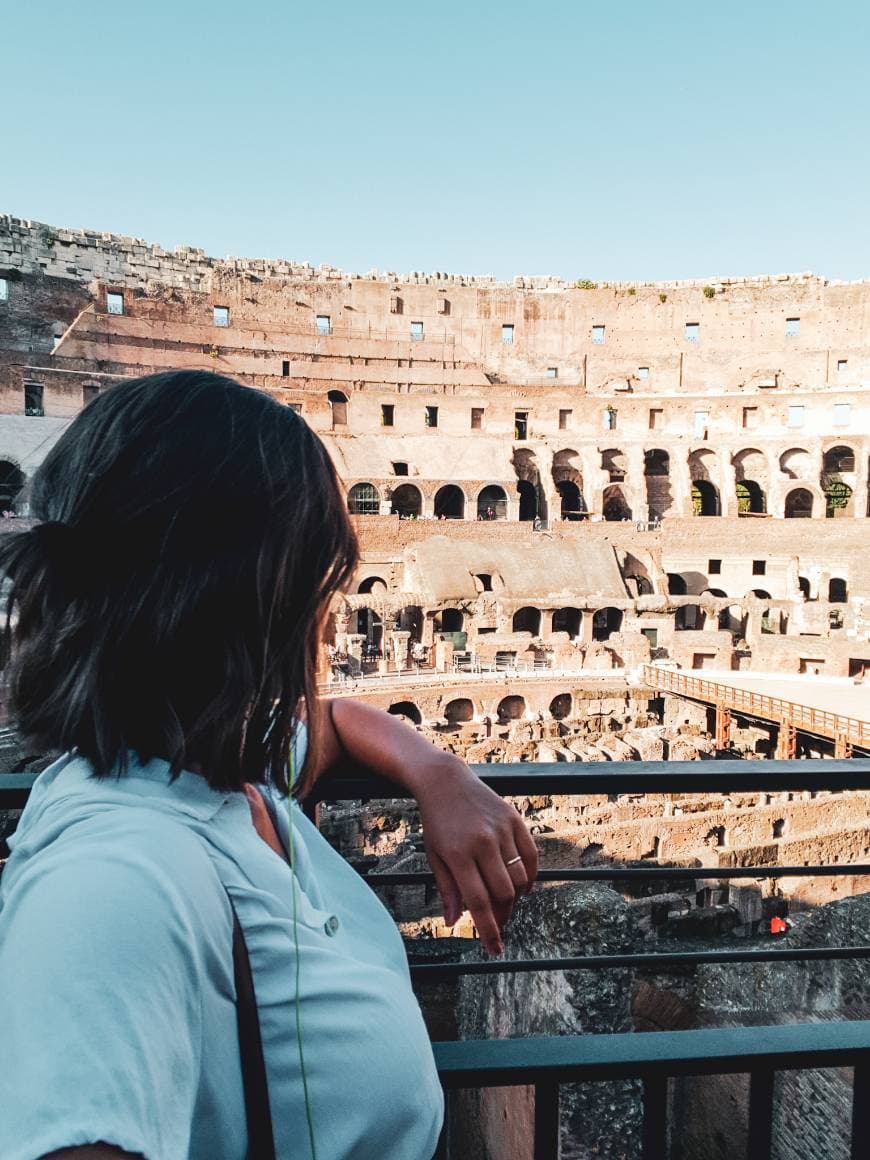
[319,699,540,955]
[413,755,538,955]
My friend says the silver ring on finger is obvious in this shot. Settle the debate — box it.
[504,855,523,867]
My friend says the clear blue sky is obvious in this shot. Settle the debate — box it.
[4,1,869,281]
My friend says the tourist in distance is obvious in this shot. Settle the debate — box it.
[0,370,538,1160]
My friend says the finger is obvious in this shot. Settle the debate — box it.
[500,846,530,894]
[429,849,463,927]
[476,847,521,939]
[513,814,540,887]
[453,860,504,956]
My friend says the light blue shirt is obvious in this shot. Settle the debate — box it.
[0,746,443,1160]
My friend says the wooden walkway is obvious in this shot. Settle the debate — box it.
[641,664,870,756]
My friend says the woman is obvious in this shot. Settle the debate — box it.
[0,371,537,1160]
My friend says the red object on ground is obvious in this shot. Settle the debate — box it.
[770,916,788,934]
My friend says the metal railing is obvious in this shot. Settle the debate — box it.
[643,663,870,747]
[3,759,870,1159]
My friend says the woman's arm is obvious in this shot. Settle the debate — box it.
[313,698,539,955]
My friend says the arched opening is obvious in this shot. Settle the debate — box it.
[823,445,856,475]
[356,608,383,652]
[474,573,493,592]
[347,482,380,515]
[772,818,786,839]
[602,484,631,522]
[444,698,474,724]
[704,588,727,598]
[327,389,348,427]
[497,695,526,722]
[779,448,812,480]
[439,608,464,632]
[0,461,24,513]
[390,483,422,518]
[676,605,705,631]
[798,576,811,600]
[667,573,688,596]
[718,605,745,634]
[388,701,422,725]
[557,480,586,521]
[829,577,848,603]
[601,448,627,482]
[751,589,772,599]
[512,606,542,635]
[398,605,424,640]
[785,488,814,518]
[593,607,623,641]
[736,480,765,514]
[477,485,508,520]
[357,576,387,594]
[644,448,672,520]
[433,484,465,519]
[552,607,581,638]
[550,693,572,720]
[691,480,720,516]
[517,479,538,521]
[705,826,726,848]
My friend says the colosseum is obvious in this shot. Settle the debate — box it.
[2,214,870,1156]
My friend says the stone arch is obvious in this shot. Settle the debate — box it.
[434,484,465,519]
[601,448,627,482]
[0,460,25,512]
[357,575,387,594]
[602,484,631,521]
[676,604,705,631]
[718,604,745,634]
[823,444,856,475]
[557,480,586,520]
[593,607,623,641]
[552,607,582,638]
[444,698,474,724]
[497,695,526,722]
[829,577,848,603]
[438,608,464,632]
[388,701,422,725]
[736,480,765,514]
[784,487,814,518]
[390,483,422,517]
[779,447,813,481]
[347,482,380,515]
[512,606,542,635]
[644,448,672,520]
[327,389,348,427]
[477,484,508,520]
[798,576,811,599]
[552,450,586,520]
[667,573,688,596]
[512,448,544,521]
[691,480,720,516]
[549,693,572,720]
[732,448,768,514]
[517,479,538,521]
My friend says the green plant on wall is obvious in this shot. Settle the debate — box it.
[627,287,636,295]
[574,279,598,289]
[40,227,57,249]
[659,292,668,303]
[703,285,715,298]
[824,478,852,516]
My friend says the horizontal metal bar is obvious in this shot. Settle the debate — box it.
[432,1020,870,1088]
[365,863,870,885]
[410,945,870,982]
[4,760,870,811]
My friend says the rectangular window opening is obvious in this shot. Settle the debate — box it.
[833,402,851,428]
[82,382,101,406]
[788,404,805,428]
[410,321,424,342]
[546,367,558,379]
[502,324,514,344]
[837,359,848,372]
[287,402,303,414]
[708,559,722,574]
[106,291,124,316]
[591,324,605,345]
[315,314,331,336]
[693,410,709,439]
[392,461,409,476]
[437,297,450,315]
[638,366,649,379]
[470,407,484,430]
[603,407,617,431]
[390,295,403,315]
[0,277,8,301]
[24,382,44,417]
[649,408,663,430]
[213,305,230,327]
[381,404,395,427]
[425,405,438,428]
[558,409,572,431]
[282,360,290,377]
[685,322,699,343]
[514,411,528,440]
[742,406,758,429]
[752,560,766,576]
[786,317,800,338]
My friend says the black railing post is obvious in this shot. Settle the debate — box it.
[642,1075,668,1160]
[852,1060,870,1160]
[747,1068,774,1159]
[534,1081,560,1159]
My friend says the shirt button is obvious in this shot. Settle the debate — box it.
[324,915,340,936]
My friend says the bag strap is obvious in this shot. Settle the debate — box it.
[230,895,277,1160]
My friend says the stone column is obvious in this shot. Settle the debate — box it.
[672,450,694,517]
[718,450,736,518]
[852,441,868,518]
[389,630,411,673]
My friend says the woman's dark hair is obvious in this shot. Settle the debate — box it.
[0,370,358,794]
